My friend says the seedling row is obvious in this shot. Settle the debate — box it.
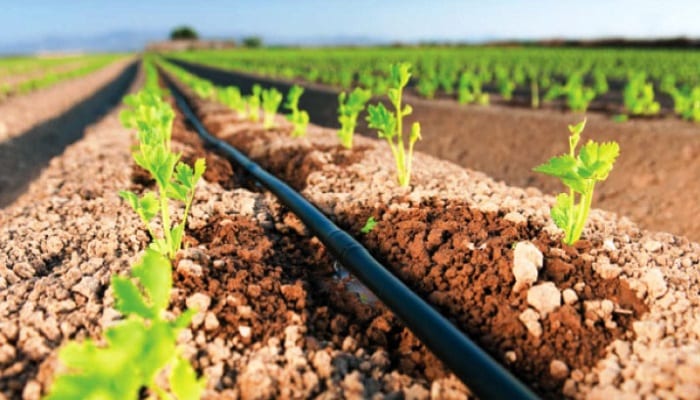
[170,47,700,121]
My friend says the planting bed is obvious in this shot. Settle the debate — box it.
[1,64,699,400]
[0,59,137,207]
[172,60,700,242]
[178,76,700,398]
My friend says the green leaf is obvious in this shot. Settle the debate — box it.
[139,320,178,384]
[578,140,620,180]
[568,118,586,150]
[170,223,185,256]
[366,103,396,140]
[175,162,195,190]
[533,154,577,178]
[131,249,173,314]
[173,308,197,331]
[193,158,206,182]
[149,238,170,257]
[550,193,574,233]
[138,192,159,222]
[360,217,377,234]
[170,356,206,400]
[111,275,155,319]
[409,122,422,145]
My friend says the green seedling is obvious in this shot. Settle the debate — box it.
[261,87,283,129]
[437,65,457,95]
[191,79,214,99]
[662,78,700,122]
[45,250,205,400]
[534,119,619,245]
[360,216,377,234]
[367,62,422,187]
[337,87,372,148]
[284,85,310,137]
[545,73,596,112]
[247,84,262,122]
[592,69,609,95]
[623,72,660,116]
[218,86,247,117]
[119,87,206,260]
[416,73,438,99]
[495,66,516,101]
[457,71,489,105]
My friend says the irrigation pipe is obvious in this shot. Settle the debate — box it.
[164,74,540,400]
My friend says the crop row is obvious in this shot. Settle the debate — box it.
[0,54,126,101]
[41,55,620,398]
[170,47,700,121]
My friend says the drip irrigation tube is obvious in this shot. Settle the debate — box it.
[164,75,540,400]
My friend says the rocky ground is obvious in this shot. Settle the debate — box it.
[194,80,700,399]
[0,69,699,399]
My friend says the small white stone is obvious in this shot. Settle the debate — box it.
[238,325,252,339]
[512,241,543,292]
[598,365,621,386]
[643,240,663,252]
[504,212,526,225]
[593,258,622,279]
[641,268,667,299]
[518,308,542,337]
[186,292,212,312]
[204,312,219,331]
[603,238,617,251]
[633,320,666,341]
[527,282,561,317]
[505,351,517,363]
[562,288,578,305]
[550,359,569,379]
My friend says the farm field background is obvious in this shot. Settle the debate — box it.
[1,2,700,400]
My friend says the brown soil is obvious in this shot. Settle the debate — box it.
[403,98,700,243]
[0,60,138,207]
[172,60,700,242]
[176,78,700,399]
[192,96,648,397]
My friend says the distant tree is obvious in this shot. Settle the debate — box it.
[170,26,199,40]
[242,36,263,48]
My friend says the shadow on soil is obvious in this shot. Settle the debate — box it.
[0,61,138,207]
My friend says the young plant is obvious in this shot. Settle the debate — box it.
[457,71,489,106]
[119,88,206,260]
[495,66,516,101]
[191,79,214,100]
[623,72,660,116]
[284,85,310,137]
[360,216,377,234]
[45,250,205,400]
[217,86,247,117]
[247,84,262,122]
[534,119,620,245]
[261,87,283,129]
[337,87,372,148]
[545,73,596,112]
[416,74,439,99]
[366,63,422,187]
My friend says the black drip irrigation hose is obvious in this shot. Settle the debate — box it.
[163,75,540,400]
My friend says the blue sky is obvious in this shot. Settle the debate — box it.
[1,0,698,47]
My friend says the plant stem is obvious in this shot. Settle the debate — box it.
[159,186,173,259]
[572,186,594,243]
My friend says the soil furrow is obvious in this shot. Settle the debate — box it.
[175,77,700,399]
